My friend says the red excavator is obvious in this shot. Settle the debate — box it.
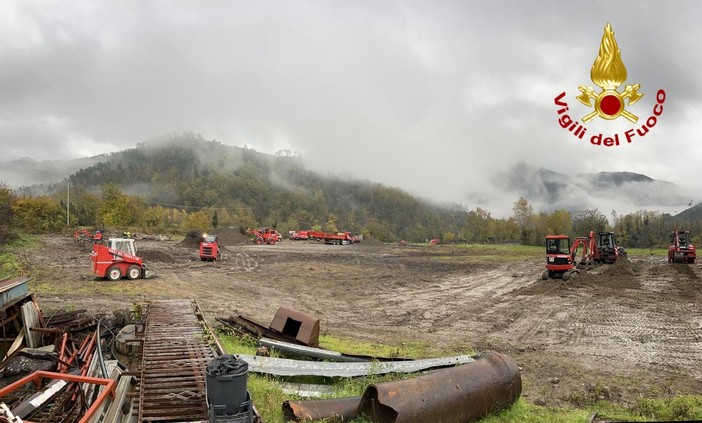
[73,228,93,242]
[542,231,596,280]
[199,233,221,261]
[543,230,627,280]
[668,228,696,264]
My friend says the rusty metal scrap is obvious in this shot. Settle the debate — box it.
[283,397,361,422]
[0,370,116,423]
[357,351,522,423]
[269,307,320,347]
[278,382,335,398]
[239,353,474,377]
[220,313,318,347]
[258,338,412,363]
[258,338,367,363]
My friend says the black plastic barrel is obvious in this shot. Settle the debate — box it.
[205,354,249,415]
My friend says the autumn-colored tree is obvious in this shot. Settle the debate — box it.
[512,197,534,244]
[326,213,339,233]
[465,207,494,243]
[181,211,211,232]
[12,196,66,233]
[546,209,572,235]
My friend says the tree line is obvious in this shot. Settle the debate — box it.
[2,181,699,249]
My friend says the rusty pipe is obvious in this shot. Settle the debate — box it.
[357,351,521,423]
[283,397,361,422]
[57,332,68,373]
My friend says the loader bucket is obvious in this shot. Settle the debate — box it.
[143,269,156,279]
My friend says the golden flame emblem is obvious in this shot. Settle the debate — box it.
[577,23,643,123]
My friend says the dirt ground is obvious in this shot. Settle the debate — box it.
[24,233,702,410]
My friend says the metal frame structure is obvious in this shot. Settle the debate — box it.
[0,371,116,423]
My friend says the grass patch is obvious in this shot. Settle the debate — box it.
[629,395,702,420]
[0,252,25,279]
[319,333,444,359]
[480,398,591,423]
[444,244,543,262]
[0,233,38,279]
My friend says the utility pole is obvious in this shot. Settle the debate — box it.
[67,181,70,227]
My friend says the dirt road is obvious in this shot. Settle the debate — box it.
[26,235,702,408]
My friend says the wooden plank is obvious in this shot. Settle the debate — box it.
[21,301,42,348]
[2,331,24,362]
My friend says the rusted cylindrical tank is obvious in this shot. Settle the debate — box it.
[357,351,521,423]
[283,397,361,422]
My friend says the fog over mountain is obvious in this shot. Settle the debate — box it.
[488,163,694,217]
[1,148,697,220]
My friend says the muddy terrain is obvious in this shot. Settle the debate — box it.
[24,233,702,409]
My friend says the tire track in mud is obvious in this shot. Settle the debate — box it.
[35,236,702,393]
[535,262,702,379]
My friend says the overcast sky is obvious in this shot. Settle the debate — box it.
[1,1,700,217]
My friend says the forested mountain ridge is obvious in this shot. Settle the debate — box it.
[40,133,468,241]
[4,133,702,246]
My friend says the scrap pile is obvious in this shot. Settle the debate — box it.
[218,307,523,422]
[0,276,134,422]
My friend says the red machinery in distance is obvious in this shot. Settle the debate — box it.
[289,230,309,240]
[307,230,358,245]
[594,231,626,263]
[74,228,93,242]
[669,228,696,264]
[250,227,282,245]
[199,233,221,261]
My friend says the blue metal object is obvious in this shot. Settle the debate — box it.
[0,277,29,308]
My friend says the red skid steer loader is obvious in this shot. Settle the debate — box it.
[91,238,155,281]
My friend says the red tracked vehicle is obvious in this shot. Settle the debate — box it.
[199,233,221,261]
[668,228,696,264]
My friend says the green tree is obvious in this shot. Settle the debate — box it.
[572,209,608,236]
[0,184,13,242]
[144,206,166,229]
[212,210,219,229]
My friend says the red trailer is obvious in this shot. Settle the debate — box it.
[308,230,358,245]
[289,230,309,240]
